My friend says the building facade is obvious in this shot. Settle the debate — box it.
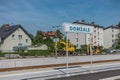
[103,26,119,49]
[67,20,104,49]
[0,24,32,52]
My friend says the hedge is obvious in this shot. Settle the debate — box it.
[0,50,52,57]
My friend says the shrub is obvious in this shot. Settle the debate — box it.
[0,50,52,57]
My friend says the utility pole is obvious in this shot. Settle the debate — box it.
[53,26,60,59]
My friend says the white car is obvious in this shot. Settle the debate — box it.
[106,49,116,54]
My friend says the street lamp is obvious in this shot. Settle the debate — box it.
[53,26,60,59]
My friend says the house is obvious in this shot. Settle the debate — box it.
[43,30,63,40]
[103,25,120,49]
[0,24,32,52]
[43,31,56,39]
[67,20,104,49]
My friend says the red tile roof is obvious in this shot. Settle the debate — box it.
[43,31,56,37]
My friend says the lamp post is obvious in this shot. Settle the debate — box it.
[90,34,93,73]
[53,26,60,59]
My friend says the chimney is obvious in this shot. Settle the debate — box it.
[73,20,80,24]
[4,24,10,30]
[81,20,86,24]
[75,20,79,23]
[90,21,95,25]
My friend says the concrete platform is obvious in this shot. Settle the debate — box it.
[0,54,120,69]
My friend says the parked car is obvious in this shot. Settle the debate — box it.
[116,49,120,53]
[106,49,116,54]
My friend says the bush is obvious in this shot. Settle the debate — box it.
[0,50,52,57]
[0,52,4,57]
[27,50,52,56]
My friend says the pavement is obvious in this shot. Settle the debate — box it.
[0,61,120,80]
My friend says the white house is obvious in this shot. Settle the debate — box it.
[67,20,104,49]
[103,25,119,49]
[0,24,32,52]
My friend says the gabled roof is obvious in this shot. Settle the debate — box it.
[0,24,32,43]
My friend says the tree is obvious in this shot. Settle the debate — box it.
[44,36,54,50]
[54,29,63,40]
[32,30,44,45]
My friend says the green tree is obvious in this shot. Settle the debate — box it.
[54,29,63,40]
[32,30,44,45]
[80,45,87,53]
[44,36,54,50]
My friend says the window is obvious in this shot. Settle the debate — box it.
[76,33,78,36]
[18,43,22,47]
[18,35,22,39]
[112,34,114,37]
[26,39,28,43]
[98,38,99,40]
[76,38,78,42]
[12,34,14,38]
[112,39,114,42]
[94,36,96,38]
[112,29,114,32]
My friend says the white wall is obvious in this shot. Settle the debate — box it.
[92,27,104,46]
[104,28,119,49]
[67,25,104,49]
[28,45,48,50]
[1,28,32,52]
[67,32,86,49]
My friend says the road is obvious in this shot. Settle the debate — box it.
[0,62,120,80]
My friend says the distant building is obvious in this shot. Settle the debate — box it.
[103,25,120,49]
[43,31,56,39]
[67,20,104,49]
[0,24,32,52]
[43,30,63,40]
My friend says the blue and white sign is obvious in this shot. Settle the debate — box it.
[62,23,93,34]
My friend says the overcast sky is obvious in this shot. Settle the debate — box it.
[0,0,120,35]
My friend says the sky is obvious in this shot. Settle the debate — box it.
[0,0,120,35]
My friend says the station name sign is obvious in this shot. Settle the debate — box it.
[62,23,93,34]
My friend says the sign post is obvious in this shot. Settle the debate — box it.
[90,34,93,72]
[66,32,69,76]
[53,38,59,59]
[62,23,94,75]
